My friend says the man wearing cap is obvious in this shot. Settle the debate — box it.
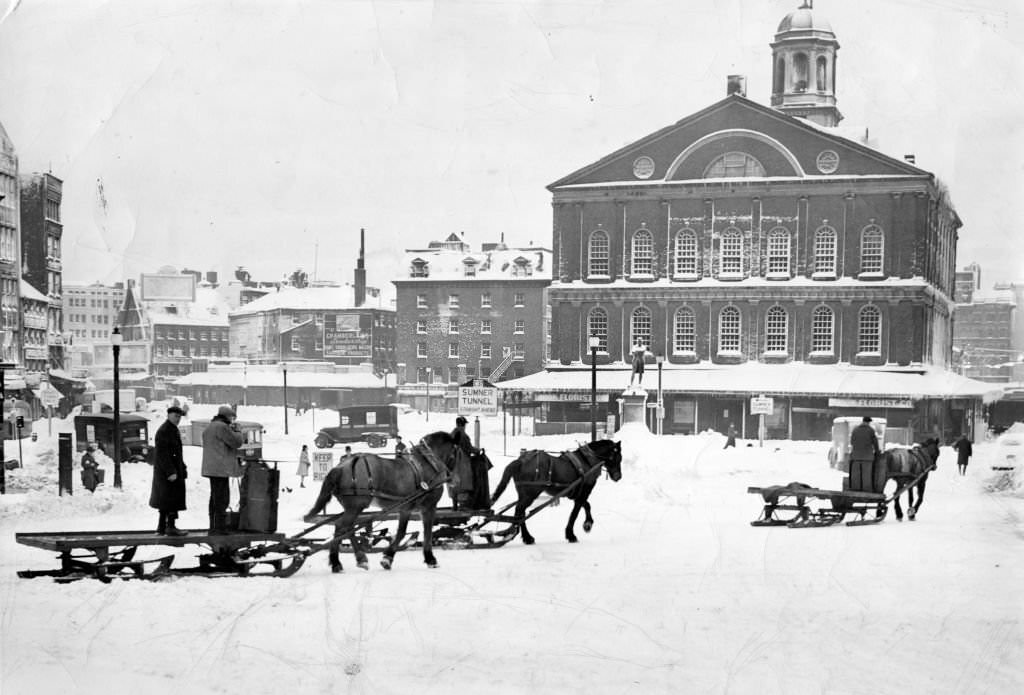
[849,416,881,492]
[152,406,188,535]
[450,415,491,510]
[201,405,245,535]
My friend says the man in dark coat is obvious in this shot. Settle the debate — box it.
[151,405,188,535]
[450,416,490,510]
[849,416,881,492]
[953,435,973,476]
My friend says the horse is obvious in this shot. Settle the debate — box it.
[878,437,940,521]
[490,439,622,545]
[304,431,461,572]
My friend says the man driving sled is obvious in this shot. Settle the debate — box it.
[451,416,492,511]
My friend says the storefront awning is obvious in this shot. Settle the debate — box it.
[495,362,1004,403]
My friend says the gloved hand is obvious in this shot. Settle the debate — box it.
[168,474,178,482]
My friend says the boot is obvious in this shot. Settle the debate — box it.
[164,519,188,537]
[208,512,228,536]
[156,513,166,535]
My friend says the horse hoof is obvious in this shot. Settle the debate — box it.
[380,557,392,570]
[331,565,343,574]
[567,536,578,544]
[426,561,439,569]
[522,537,535,545]
[896,517,903,523]
[357,561,369,571]
[583,521,593,533]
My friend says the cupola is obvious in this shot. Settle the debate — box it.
[770,1,842,127]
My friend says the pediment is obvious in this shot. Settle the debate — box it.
[548,95,926,189]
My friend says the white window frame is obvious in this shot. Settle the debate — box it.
[448,294,460,309]
[587,308,608,353]
[481,292,491,308]
[718,306,741,354]
[766,228,791,278]
[415,320,426,334]
[719,229,743,278]
[588,230,610,278]
[513,292,525,307]
[673,307,696,354]
[630,307,652,351]
[810,306,834,354]
[631,229,654,277]
[449,342,459,359]
[859,225,884,277]
[448,319,459,335]
[764,306,788,354]
[416,342,427,358]
[481,343,491,359]
[673,229,699,280]
[813,226,837,278]
[857,305,882,354]
[416,294,427,309]
[513,319,525,335]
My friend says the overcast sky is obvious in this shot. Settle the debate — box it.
[0,0,1021,291]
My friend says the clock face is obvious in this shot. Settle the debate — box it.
[816,150,840,174]
[632,156,655,179]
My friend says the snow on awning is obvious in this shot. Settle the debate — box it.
[496,363,1003,402]
[174,370,384,389]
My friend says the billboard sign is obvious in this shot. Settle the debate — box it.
[140,273,196,302]
[458,379,499,416]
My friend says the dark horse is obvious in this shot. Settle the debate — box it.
[879,437,940,521]
[304,431,460,572]
[490,439,623,545]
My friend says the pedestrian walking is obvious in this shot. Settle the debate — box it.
[151,405,188,535]
[953,434,973,476]
[849,416,882,492]
[297,444,311,488]
[201,405,245,535]
[723,424,737,449]
[80,445,100,492]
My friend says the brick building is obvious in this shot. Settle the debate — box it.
[19,173,65,369]
[0,119,22,370]
[953,288,1016,383]
[392,234,551,412]
[500,2,995,441]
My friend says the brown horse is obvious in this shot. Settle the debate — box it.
[490,439,623,544]
[879,437,940,521]
[304,431,460,572]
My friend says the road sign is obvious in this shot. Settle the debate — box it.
[312,451,334,482]
[38,382,62,408]
[750,396,774,415]
[458,378,499,416]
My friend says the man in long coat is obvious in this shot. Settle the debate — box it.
[848,416,881,492]
[953,435,973,476]
[451,416,491,510]
[151,405,188,535]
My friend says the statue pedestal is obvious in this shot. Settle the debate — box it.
[618,387,649,432]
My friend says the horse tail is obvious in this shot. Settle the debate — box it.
[306,468,338,517]
[490,456,521,503]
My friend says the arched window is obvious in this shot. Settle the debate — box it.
[673,307,696,354]
[588,230,610,277]
[718,306,741,353]
[765,306,788,354]
[774,57,785,94]
[704,152,766,178]
[631,229,654,276]
[631,307,652,350]
[816,56,828,91]
[719,228,743,277]
[587,308,608,353]
[793,52,809,91]
[858,305,881,354]
[673,229,698,279]
[860,225,884,275]
[811,305,834,354]
[767,227,791,277]
[814,226,837,276]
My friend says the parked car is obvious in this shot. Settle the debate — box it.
[315,405,398,449]
[74,413,152,462]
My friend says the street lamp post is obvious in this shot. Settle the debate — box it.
[425,367,432,422]
[110,326,123,489]
[589,335,600,442]
[282,363,289,435]
[656,353,665,436]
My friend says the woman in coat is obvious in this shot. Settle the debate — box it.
[151,406,188,535]
[80,446,100,492]
[296,444,311,488]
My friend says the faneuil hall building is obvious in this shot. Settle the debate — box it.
[500,1,996,443]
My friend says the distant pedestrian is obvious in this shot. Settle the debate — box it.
[151,406,188,535]
[394,435,407,458]
[723,424,737,449]
[953,434,973,476]
[297,444,311,488]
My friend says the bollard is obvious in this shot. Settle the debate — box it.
[58,432,73,496]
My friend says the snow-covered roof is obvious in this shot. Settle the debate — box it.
[19,280,49,304]
[965,288,1015,304]
[229,286,395,317]
[146,287,230,327]
[174,369,385,389]
[496,362,1002,402]
[398,246,552,281]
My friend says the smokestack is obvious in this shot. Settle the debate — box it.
[727,75,746,97]
[354,227,367,307]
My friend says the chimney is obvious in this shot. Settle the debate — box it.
[904,154,916,165]
[354,227,367,308]
[206,271,218,286]
[727,75,746,97]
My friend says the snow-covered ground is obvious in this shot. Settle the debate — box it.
[2,404,1023,695]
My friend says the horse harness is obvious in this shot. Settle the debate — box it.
[331,438,452,499]
[525,443,601,488]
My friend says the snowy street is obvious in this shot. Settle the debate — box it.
[1,405,1022,695]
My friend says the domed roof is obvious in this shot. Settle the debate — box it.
[777,4,833,34]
